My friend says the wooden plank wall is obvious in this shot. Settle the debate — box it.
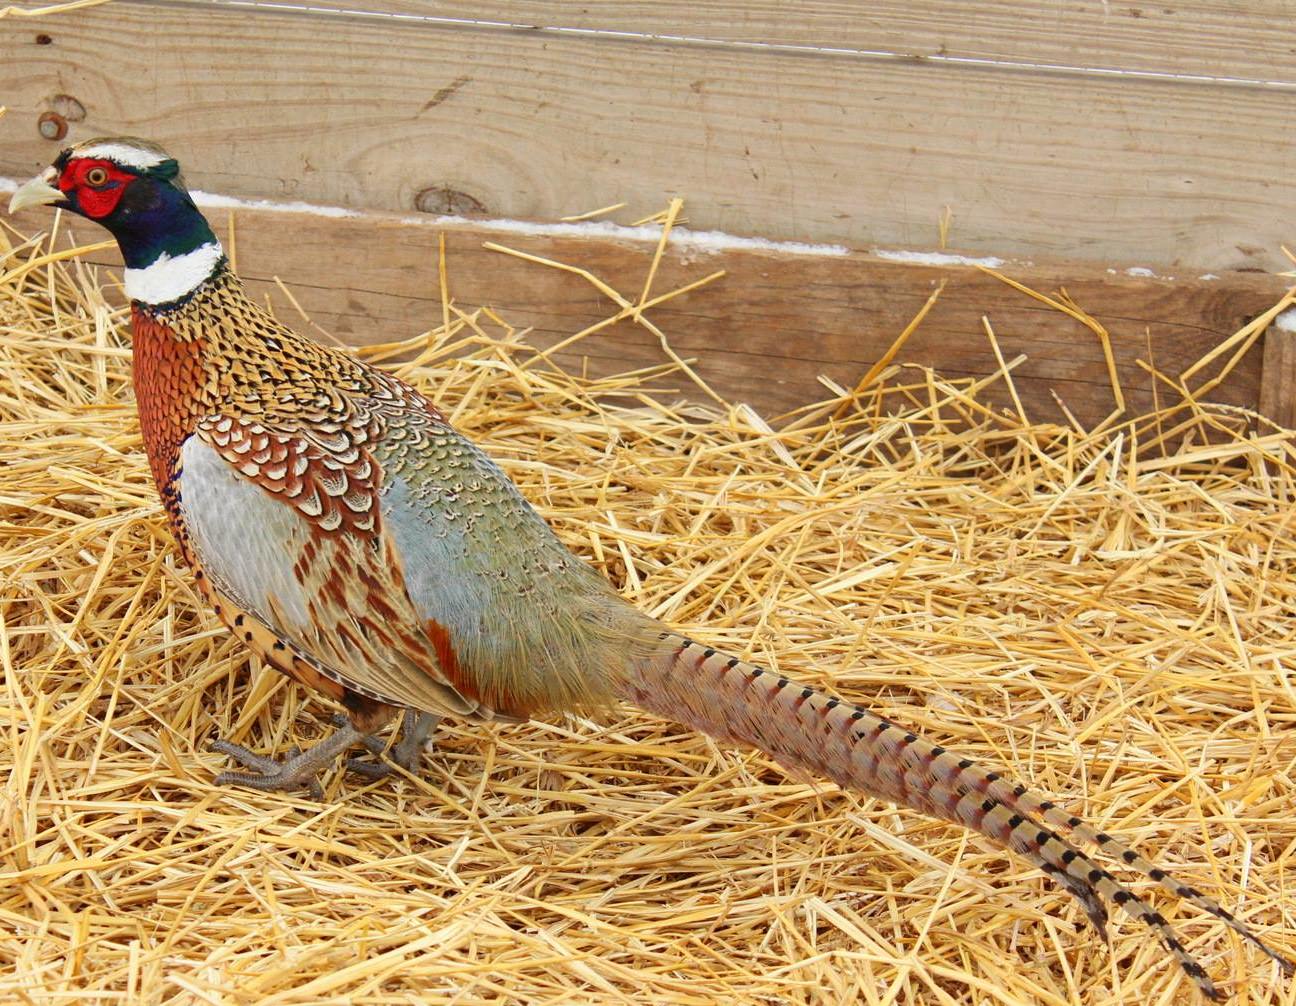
[1,1,1292,424]
[1,0,1293,271]
[9,204,1284,430]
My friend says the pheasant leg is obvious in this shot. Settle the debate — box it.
[342,709,440,779]
[211,723,363,798]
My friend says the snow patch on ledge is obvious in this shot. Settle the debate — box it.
[1276,307,1296,333]
[428,213,851,256]
[1,177,850,256]
[874,249,1005,268]
[194,190,364,219]
[192,191,852,257]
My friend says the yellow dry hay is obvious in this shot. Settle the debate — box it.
[0,217,1293,1006]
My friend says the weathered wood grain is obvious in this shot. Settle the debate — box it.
[11,205,1283,428]
[2,1,1293,272]
[263,0,1296,82]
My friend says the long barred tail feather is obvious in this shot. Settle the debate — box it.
[617,631,1292,1001]
[989,764,1294,978]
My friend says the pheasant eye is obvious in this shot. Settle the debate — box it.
[85,166,109,186]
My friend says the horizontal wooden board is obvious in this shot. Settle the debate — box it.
[9,204,1284,429]
[1,1,1294,272]
[1261,315,1296,431]
[256,0,1296,84]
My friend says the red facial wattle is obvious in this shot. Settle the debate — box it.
[59,159,135,219]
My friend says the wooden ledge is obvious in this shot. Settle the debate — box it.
[9,204,1291,430]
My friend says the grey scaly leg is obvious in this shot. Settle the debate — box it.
[212,722,363,799]
[342,709,440,779]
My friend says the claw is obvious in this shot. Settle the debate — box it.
[344,757,398,780]
[210,724,362,799]
[215,766,325,801]
[210,738,283,776]
[211,713,441,794]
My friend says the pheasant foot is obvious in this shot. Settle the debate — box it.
[211,723,363,798]
[336,709,441,779]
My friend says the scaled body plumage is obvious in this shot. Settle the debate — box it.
[134,267,662,732]
[8,138,1289,1001]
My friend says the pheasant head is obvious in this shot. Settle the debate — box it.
[9,137,222,305]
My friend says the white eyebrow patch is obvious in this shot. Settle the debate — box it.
[74,143,169,170]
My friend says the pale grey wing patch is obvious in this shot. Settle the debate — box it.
[179,435,312,629]
[178,435,484,720]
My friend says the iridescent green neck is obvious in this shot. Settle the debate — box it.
[110,180,218,271]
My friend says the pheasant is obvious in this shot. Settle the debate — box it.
[9,137,1290,999]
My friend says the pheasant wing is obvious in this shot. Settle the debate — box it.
[177,415,487,720]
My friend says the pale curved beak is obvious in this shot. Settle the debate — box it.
[8,169,64,214]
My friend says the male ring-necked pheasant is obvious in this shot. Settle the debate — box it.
[9,138,1290,999]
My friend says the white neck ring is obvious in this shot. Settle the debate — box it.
[124,242,224,305]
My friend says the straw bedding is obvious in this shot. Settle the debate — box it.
[0,219,1293,1006]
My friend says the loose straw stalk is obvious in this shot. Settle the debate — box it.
[0,221,1292,1006]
